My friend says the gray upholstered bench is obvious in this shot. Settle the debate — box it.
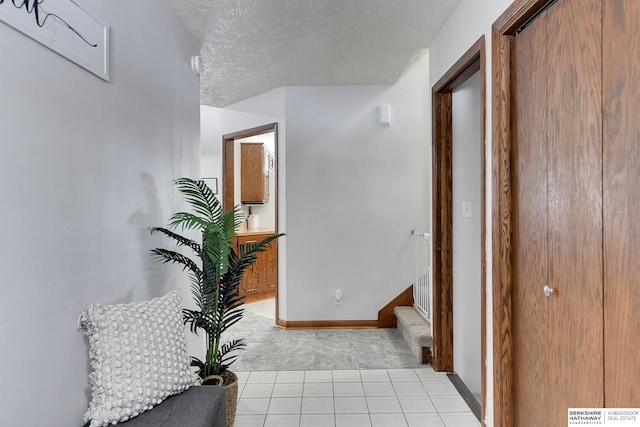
[115,385,226,427]
[79,291,228,427]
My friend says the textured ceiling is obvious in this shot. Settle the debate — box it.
[164,0,462,107]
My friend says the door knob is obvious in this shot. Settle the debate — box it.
[543,284,555,297]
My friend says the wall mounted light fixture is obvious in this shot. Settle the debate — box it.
[378,105,391,126]
[191,55,202,75]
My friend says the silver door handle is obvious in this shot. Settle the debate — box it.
[543,284,555,297]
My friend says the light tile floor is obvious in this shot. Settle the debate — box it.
[229,300,480,427]
[234,368,480,427]
[244,299,276,319]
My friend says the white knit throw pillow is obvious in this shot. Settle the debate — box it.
[78,290,200,426]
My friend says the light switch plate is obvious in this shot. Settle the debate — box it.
[462,201,472,218]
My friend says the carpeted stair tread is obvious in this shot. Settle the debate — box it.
[393,306,432,364]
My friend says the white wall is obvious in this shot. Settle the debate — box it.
[452,72,482,395]
[200,106,223,181]
[218,55,431,322]
[284,54,431,320]
[201,154,222,181]
[429,0,514,424]
[0,2,200,425]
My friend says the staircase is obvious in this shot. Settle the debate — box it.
[393,306,432,364]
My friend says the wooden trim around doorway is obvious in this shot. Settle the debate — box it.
[431,35,486,422]
[491,1,555,426]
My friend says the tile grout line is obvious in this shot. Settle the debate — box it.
[236,368,479,427]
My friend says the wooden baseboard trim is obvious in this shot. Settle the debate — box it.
[276,319,378,329]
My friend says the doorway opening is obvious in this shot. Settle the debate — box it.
[222,123,280,320]
[431,36,486,422]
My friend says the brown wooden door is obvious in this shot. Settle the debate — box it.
[511,9,550,425]
[603,0,640,406]
[545,0,604,417]
[512,0,604,424]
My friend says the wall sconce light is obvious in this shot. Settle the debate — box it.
[191,55,202,75]
[378,105,391,126]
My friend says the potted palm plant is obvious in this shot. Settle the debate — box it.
[150,178,282,426]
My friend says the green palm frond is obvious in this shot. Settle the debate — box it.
[221,207,243,240]
[151,178,284,377]
[150,227,201,253]
[218,339,246,371]
[203,225,232,276]
[168,212,212,232]
[219,307,244,332]
[150,248,201,276]
[190,357,205,373]
[175,178,222,223]
[183,308,204,334]
[221,234,284,291]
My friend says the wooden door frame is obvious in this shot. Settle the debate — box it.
[431,36,486,420]
[222,122,280,320]
[491,1,556,426]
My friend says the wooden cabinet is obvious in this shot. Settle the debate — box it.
[234,232,277,302]
[240,143,270,204]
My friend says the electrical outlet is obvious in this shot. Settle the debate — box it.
[334,289,343,305]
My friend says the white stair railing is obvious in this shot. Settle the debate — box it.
[411,230,431,322]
